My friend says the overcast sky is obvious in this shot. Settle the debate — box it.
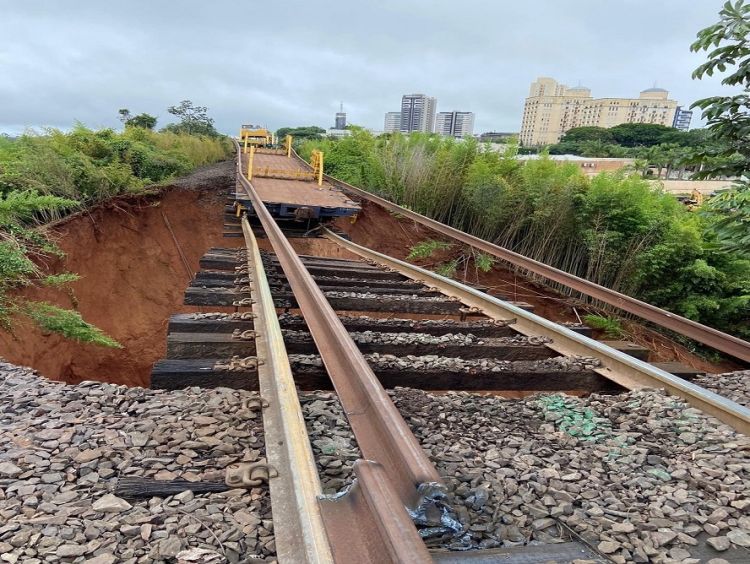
[0,1,736,136]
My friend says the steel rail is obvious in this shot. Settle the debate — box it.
[233,141,441,507]
[319,461,435,564]
[241,216,334,564]
[290,149,750,363]
[323,227,750,436]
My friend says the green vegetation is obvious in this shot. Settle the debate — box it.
[435,259,459,278]
[544,124,715,182]
[24,302,121,348]
[583,314,626,339]
[162,100,220,137]
[118,109,157,130]
[474,252,496,273]
[276,126,326,142]
[0,109,231,345]
[299,130,749,340]
[406,239,453,260]
[690,0,750,257]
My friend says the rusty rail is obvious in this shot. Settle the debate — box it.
[323,227,750,436]
[233,140,435,563]
[241,216,334,563]
[290,149,750,363]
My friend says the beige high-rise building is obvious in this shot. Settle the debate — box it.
[519,77,679,146]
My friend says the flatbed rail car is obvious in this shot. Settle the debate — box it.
[235,130,359,221]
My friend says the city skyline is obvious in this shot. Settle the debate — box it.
[0,1,736,136]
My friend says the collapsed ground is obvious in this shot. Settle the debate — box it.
[0,160,731,387]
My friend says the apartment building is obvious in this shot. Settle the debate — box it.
[672,106,693,131]
[384,111,401,133]
[519,77,679,146]
[435,111,475,138]
[400,93,437,133]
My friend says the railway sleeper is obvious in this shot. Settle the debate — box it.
[185,286,468,315]
[151,358,259,390]
[200,254,407,280]
[207,247,371,267]
[169,312,524,337]
[261,256,384,271]
[165,330,557,361]
[266,263,408,281]
[191,276,441,296]
[193,269,426,291]
[168,313,256,333]
[152,354,620,392]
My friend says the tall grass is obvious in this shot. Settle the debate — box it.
[0,124,232,345]
[0,125,231,203]
[300,130,750,339]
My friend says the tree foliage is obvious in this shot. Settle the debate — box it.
[690,0,750,257]
[276,126,326,141]
[118,109,157,130]
[164,100,219,136]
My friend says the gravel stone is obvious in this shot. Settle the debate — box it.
[707,536,731,551]
[302,384,750,557]
[0,362,274,561]
[56,544,88,558]
[92,494,132,513]
[694,370,750,407]
[727,528,750,547]
[0,462,23,477]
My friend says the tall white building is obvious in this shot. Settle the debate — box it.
[384,112,401,133]
[435,111,475,138]
[400,94,437,133]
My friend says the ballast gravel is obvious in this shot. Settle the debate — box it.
[0,362,274,563]
[283,329,551,347]
[291,353,601,373]
[301,385,750,563]
[695,370,750,409]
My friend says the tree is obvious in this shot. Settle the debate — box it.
[276,126,326,141]
[127,113,157,130]
[164,100,218,136]
[117,108,157,130]
[559,126,615,145]
[691,0,750,256]
[609,123,679,147]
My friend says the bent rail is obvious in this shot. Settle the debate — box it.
[323,227,750,436]
[291,149,750,363]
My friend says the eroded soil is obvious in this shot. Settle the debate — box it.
[0,161,242,387]
[1,166,732,388]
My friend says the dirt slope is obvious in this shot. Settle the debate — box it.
[0,161,241,387]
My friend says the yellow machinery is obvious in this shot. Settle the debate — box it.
[240,125,273,151]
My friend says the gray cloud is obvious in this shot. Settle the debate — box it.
[0,0,736,135]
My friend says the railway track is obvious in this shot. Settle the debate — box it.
[149,142,750,563]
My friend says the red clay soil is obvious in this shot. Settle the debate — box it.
[0,161,242,388]
[333,201,581,323]
[333,201,737,373]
